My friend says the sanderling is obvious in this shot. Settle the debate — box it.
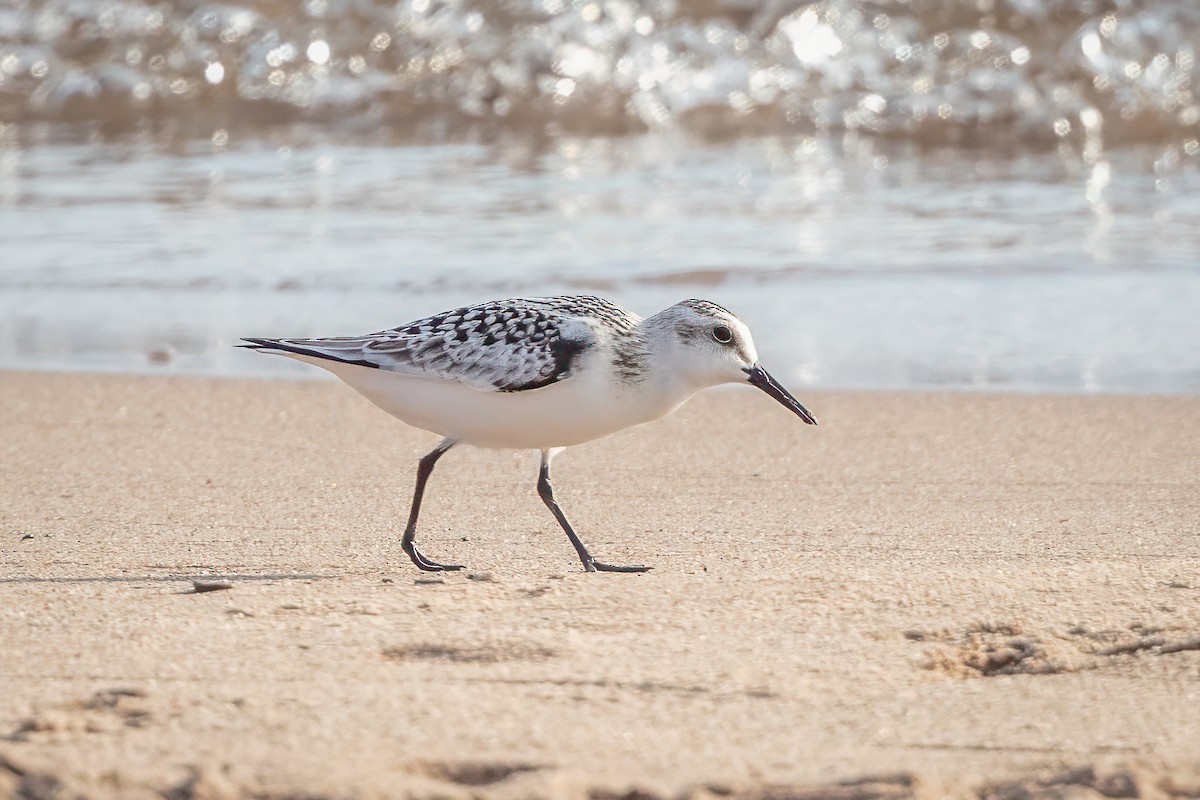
[240,295,816,573]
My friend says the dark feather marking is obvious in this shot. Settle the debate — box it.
[500,335,592,392]
[238,338,381,369]
[678,299,734,317]
[611,336,648,382]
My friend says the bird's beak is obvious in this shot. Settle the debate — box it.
[743,364,817,425]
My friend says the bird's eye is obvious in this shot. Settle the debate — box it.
[712,325,733,344]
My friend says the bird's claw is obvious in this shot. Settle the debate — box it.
[405,543,465,572]
[587,560,652,573]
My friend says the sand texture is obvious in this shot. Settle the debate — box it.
[2,371,1199,800]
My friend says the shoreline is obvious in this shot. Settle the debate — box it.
[6,363,1199,398]
[2,370,1198,798]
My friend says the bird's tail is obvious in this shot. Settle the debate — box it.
[237,337,305,355]
[236,338,382,369]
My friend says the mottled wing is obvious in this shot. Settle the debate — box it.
[241,298,599,393]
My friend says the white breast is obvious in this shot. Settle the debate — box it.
[298,353,691,449]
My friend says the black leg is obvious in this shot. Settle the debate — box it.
[537,450,650,574]
[401,438,464,572]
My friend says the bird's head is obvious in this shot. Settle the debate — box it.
[646,299,817,425]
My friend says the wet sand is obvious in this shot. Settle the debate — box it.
[2,370,1198,799]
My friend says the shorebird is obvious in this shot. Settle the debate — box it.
[240,296,816,573]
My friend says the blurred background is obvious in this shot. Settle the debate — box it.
[0,0,1196,392]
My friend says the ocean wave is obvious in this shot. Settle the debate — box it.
[0,0,1197,153]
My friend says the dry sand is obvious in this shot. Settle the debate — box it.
[1,370,1198,800]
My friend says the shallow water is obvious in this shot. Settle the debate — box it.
[1,0,1198,393]
[0,129,1197,393]
[3,0,1199,149]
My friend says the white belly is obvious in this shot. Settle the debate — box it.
[294,355,690,449]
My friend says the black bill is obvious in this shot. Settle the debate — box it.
[743,364,818,425]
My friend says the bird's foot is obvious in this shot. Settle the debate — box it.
[587,559,652,573]
[404,543,465,572]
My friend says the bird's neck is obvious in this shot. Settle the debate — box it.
[634,315,712,405]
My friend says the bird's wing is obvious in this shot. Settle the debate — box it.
[240,298,603,392]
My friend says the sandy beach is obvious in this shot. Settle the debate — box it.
[1,370,1198,799]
